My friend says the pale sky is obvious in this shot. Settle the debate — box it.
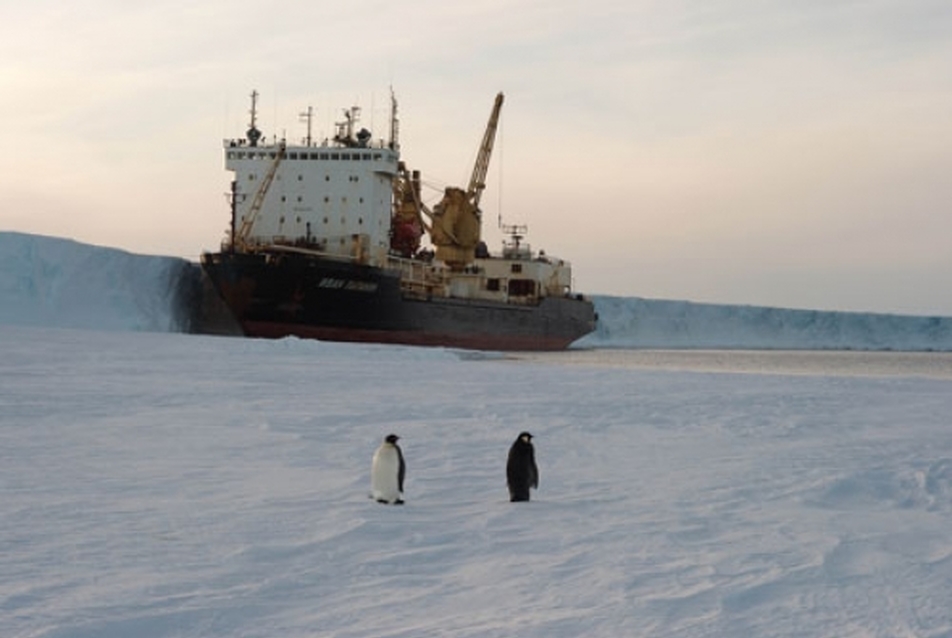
[3,0,950,315]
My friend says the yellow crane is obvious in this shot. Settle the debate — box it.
[428,92,505,268]
[468,91,505,211]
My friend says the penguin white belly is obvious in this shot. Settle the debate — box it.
[371,445,402,504]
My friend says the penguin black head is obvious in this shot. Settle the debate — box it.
[517,431,533,443]
[385,434,400,444]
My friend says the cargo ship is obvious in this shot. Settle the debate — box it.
[201,91,596,351]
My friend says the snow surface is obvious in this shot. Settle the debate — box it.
[3,231,952,351]
[4,327,952,637]
[3,231,952,636]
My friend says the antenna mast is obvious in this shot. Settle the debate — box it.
[247,90,262,147]
[299,106,314,146]
[389,87,400,151]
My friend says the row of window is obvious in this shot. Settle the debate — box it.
[240,215,378,227]
[479,278,536,296]
[246,174,362,182]
[227,150,392,162]
[238,193,377,205]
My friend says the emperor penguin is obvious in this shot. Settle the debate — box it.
[507,431,538,502]
[371,434,405,505]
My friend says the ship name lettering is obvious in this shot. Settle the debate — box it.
[344,281,378,293]
[317,277,377,293]
[318,278,346,289]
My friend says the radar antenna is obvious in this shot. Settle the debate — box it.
[334,106,362,147]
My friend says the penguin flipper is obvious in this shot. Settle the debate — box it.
[397,445,406,493]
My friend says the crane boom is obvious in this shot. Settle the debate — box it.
[468,92,504,209]
[233,142,286,251]
[399,92,505,269]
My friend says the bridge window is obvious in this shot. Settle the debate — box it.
[509,279,536,297]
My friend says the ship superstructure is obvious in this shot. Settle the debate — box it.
[202,90,596,350]
[226,91,399,265]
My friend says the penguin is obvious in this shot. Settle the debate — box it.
[371,434,405,505]
[507,431,538,502]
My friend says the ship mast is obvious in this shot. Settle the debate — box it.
[247,89,262,147]
[389,87,400,151]
[299,106,314,146]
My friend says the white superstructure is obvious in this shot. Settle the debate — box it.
[224,97,399,267]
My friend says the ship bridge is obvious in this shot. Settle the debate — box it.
[224,136,399,266]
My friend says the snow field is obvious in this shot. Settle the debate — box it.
[3,326,952,636]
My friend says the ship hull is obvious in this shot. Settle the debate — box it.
[201,251,596,351]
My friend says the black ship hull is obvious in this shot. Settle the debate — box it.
[201,251,596,351]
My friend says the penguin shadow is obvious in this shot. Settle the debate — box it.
[368,493,405,506]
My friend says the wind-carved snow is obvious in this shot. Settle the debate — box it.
[2,326,952,636]
[3,231,952,351]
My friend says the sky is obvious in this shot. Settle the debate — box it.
[4,325,952,637]
[2,0,951,315]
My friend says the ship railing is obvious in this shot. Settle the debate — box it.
[224,136,394,151]
[230,238,370,264]
[387,255,448,293]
